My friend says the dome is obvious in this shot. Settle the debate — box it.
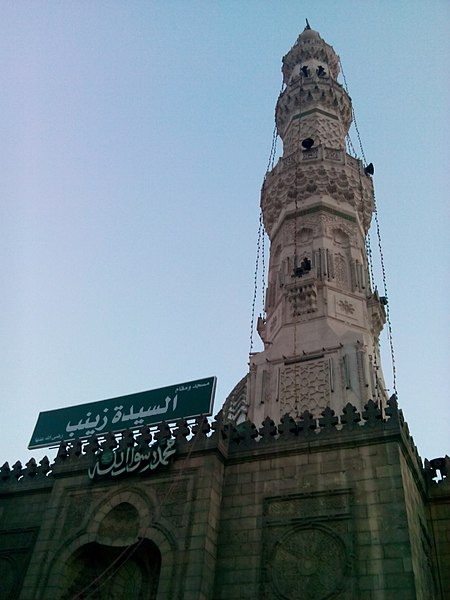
[298,27,321,41]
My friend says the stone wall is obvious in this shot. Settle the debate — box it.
[0,397,448,599]
[424,457,450,599]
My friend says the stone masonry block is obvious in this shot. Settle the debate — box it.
[376,488,405,504]
[357,544,383,561]
[375,464,398,478]
[365,558,405,576]
[382,543,410,558]
[358,574,384,591]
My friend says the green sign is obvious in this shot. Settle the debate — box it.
[29,376,216,449]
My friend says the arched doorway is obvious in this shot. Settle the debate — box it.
[62,539,161,599]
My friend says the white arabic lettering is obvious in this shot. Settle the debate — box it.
[64,378,211,441]
[120,395,174,425]
[88,439,176,480]
[111,405,124,424]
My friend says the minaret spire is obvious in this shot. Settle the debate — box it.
[224,27,388,427]
[305,18,311,30]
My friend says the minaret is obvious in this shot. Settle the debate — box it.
[226,26,388,426]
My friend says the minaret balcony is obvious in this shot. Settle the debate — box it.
[265,145,360,181]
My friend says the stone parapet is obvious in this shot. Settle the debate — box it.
[0,396,425,491]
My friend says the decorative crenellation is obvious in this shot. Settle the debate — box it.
[0,456,51,484]
[0,395,426,487]
[423,456,450,487]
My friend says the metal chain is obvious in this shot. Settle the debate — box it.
[340,56,397,398]
[294,196,299,373]
[365,234,375,291]
[261,214,266,319]
[356,167,379,401]
[346,133,357,158]
[373,194,398,396]
[293,85,301,397]
[339,59,366,163]
[249,214,262,358]
[350,105,366,164]
[264,85,283,176]
[339,58,351,95]
[266,122,279,174]
[249,89,282,359]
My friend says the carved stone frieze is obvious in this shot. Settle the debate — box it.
[265,492,348,519]
[338,299,355,314]
[325,148,343,161]
[263,370,271,405]
[261,157,373,237]
[282,115,346,156]
[334,253,349,289]
[368,294,387,338]
[276,80,350,119]
[332,227,351,245]
[276,82,351,141]
[262,489,353,599]
[287,281,318,316]
[282,212,357,247]
[269,527,347,600]
[280,360,330,417]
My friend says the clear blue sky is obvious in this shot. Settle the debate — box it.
[1,1,449,466]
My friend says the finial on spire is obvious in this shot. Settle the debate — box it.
[305,18,311,30]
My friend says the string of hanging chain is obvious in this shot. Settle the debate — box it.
[339,59,397,397]
[249,86,283,360]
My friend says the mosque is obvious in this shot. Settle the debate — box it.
[0,25,448,600]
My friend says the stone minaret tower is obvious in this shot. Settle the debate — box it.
[225,25,388,426]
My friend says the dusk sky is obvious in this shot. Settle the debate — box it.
[1,1,449,466]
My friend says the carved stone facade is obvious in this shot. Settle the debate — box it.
[264,524,351,599]
[1,24,448,600]
[233,26,387,430]
[280,359,330,416]
[0,405,448,599]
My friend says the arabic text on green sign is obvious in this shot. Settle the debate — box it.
[29,376,216,449]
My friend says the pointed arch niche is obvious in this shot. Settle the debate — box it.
[331,227,351,290]
[62,538,161,600]
[44,488,178,599]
